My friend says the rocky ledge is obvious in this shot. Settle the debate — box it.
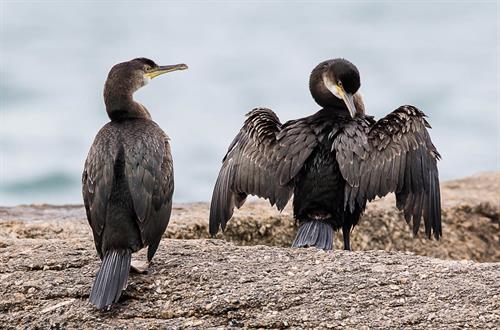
[0,172,498,328]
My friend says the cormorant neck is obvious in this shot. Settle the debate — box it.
[104,88,151,121]
[320,92,366,118]
[322,96,349,110]
[322,104,352,117]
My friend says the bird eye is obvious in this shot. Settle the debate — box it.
[145,66,151,71]
[338,81,343,87]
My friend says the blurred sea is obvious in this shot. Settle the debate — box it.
[0,1,498,206]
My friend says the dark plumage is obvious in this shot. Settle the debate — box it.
[82,58,187,309]
[210,58,441,250]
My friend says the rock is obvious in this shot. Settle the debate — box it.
[0,173,498,328]
[0,238,497,328]
[1,173,498,263]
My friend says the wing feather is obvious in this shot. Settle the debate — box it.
[82,124,119,256]
[209,108,318,236]
[83,120,173,260]
[334,105,441,239]
[121,120,173,258]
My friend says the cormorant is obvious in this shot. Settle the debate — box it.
[210,58,441,250]
[82,58,187,309]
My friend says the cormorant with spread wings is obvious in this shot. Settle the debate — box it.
[210,58,441,250]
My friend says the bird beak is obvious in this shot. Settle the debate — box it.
[145,63,188,79]
[335,85,356,118]
[341,91,356,119]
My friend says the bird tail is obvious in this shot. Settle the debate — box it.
[89,249,131,310]
[292,221,334,250]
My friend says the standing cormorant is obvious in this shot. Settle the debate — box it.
[82,58,187,309]
[210,58,441,250]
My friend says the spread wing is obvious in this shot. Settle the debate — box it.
[209,108,318,236]
[333,105,442,239]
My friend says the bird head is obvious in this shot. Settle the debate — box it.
[309,58,361,118]
[103,58,188,118]
[105,57,188,96]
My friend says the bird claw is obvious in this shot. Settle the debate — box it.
[130,260,151,274]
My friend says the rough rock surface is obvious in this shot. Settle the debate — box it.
[1,172,498,262]
[0,172,499,328]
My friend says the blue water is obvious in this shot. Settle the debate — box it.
[0,1,498,206]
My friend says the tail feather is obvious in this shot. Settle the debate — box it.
[292,221,334,250]
[89,249,131,310]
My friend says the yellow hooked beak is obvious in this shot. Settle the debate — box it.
[145,63,188,79]
[336,84,356,119]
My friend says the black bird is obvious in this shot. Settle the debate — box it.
[82,58,187,309]
[210,58,441,250]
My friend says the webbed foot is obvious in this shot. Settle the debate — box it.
[130,260,151,274]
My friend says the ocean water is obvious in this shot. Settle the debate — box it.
[0,1,498,206]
